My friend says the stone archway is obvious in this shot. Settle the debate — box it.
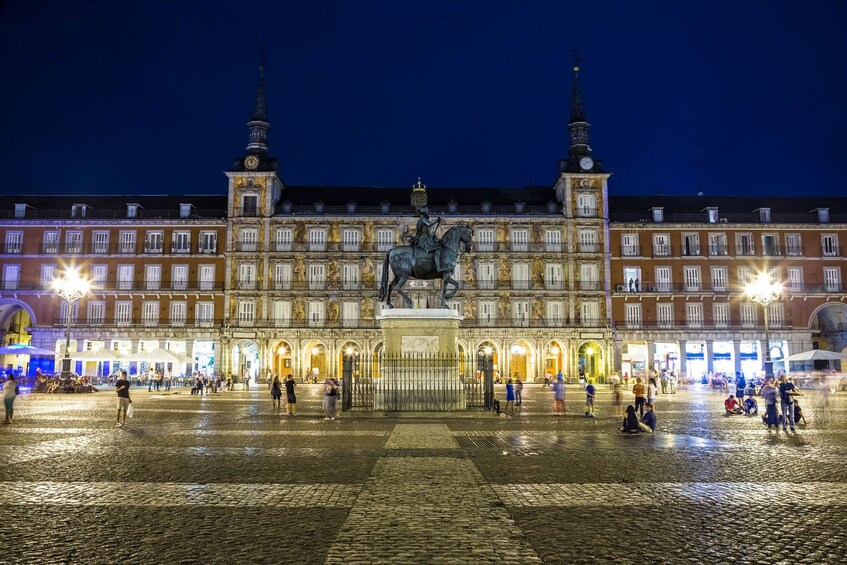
[231,340,261,386]
[270,339,295,379]
[577,341,606,382]
[507,339,535,383]
[302,340,330,382]
[543,339,567,379]
[0,299,40,375]
[808,302,847,368]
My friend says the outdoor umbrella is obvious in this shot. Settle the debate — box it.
[71,350,125,362]
[121,348,194,364]
[0,344,57,356]
[785,350,847,362]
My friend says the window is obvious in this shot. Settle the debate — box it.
[478,261,495,289]
[683,266,701,291]
[240,229,258,252]
[736,233,754,256]
[513,300,530,327]
[787,267,803,291]
[196,302,214,327]
[342,301,359,328]
[785,234,802,256]
[479,300,496,325]
[342,229,360,251]
[142,301,160,325]
[127,204,138,219]
[709,234,728,256]
[625,303,642,327]
[685,303,704,327]
[822,234,839,256]
[66,231,83,254]
[273,300,291,327]
[179,204,193,218]
[545,230,562,252]
[145,265,161,291]
[824,268,841,292]
[580,301,599,326]
[758,208,771,223]
[13,204,26,219]
[91,231,109,254]
[376,229,394,251]
[707,208,719,223]
[342,263,360,290]
[652,208,664,223]
[655,267,672,292]
[621,234,639,256]
[308,228,327,251]
[308,264,326,290]
[145,231,164,253]
[59,301,78,324]
[622,267,641,292]
[656,304,673,328]
[5,231,23,254]
[199,265,215,291]
[242,194,258,217]
[115,302,132,326]
[43,231,59,254]
[476,229,495,251]
[711,267,728,291]
[3,265,20,290]
[545,263,564,290]
[119,231,136,254]
[818,208,830,223]
[769,303,785,327]
[578,230,597,253]
[713,303,729,328]
[576,193,596,217]
[546,301,565,326]
[274,263,292,290]
[90,265,107,290]
[653,234,670,257]
[512,263,529,290]
[71,204,88,218]
[511,229,529,252]
[579,263,599,290]
[737,267,753,287]
[238,263,257,290]
[762,234,779,256]
[170,302,186,326]
[740,303,756,327]
[238,300,255,325]
[40,264,56,289]
[172,231,191,254]
[275,228,293,251]
[682,233,700,256]
[117,265,134,290]
[308,301,324,327]
[172,265,188,291]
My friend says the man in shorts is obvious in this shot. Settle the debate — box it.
[115,370,131,427]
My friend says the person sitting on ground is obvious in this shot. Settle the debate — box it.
[639,403,657,432]
[619,405,641,434]
[725,394,743,414]
[794,400,808,425]
[743,396,758,415]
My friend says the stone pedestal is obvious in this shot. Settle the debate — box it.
[376,308,464,411]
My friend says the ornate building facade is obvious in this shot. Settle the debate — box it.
[0,62,844,382]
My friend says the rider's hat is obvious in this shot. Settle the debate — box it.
[419,207,430,218]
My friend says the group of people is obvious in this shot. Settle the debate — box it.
[33,372,100,394]
[722,373,807,432]
[270,374,298,415]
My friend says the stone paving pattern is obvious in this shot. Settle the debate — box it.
[1,383,846,564]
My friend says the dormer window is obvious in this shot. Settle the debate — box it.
[651,207,664,223]
[757,208,771,223]
[481,201,491,214]
[706,207,719,223]
[127,204,139,218]
[179,203,194,218]
[314,201,325,214]
[515,201,525,213]
[817,208,830,224]
[547,202,557,214]
[71,204,88,218]
[13,204,28,219]
[346,202,357,214]
[447,200,458,213]
[282,201,292,214]
[380,201,390,214]
[242,195,258,217]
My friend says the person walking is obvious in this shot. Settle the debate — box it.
[659,370,669,394]
[578,369,587,390]
[505,378,516,417]
[632,378,646,417]
[778,375,799,432]
[285,375,297,416]
[3,374,18,424]
[647,377,658,411]
[515,378,523,406]
[115,370,131,428]
[760,377,779,430]
[270,375,283,410]
[552,374,565,416]
[610,373,622,415]
[324,378,339,420]
[585,379,596,418]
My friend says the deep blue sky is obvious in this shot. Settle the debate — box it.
[1,1,845,197]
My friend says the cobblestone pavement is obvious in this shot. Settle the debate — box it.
[1,383,846,564]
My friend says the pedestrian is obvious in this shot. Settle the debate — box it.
[647,377,658,411]
[552,374,565,416]
[556,369,563,384]
[760,377,779,430]
[578,369,586,390]
[585,379,596,417]
[505,378,515,417]
[324,377,339,420]
[115,370,131,427]
[778,375,799,432]
[3,374,18,424]
[632,378,646,417]
[515,378,523,406]
[610,373,622,415]
[736,373,746,402]
[660,370,669,394]
[618,405,640,433]
[623,372,629,387]
[669,372,677,394]
[544,371,552,388]
[285,375,297,416]
[270,375,282,409]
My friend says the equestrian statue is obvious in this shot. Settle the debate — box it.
[378,208,473,308]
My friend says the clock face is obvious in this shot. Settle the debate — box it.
[579,157,594,171]
[244,155,259,170]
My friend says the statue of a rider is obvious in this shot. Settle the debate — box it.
[410,207,443,271]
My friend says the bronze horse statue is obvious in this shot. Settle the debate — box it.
[378,224,473,308]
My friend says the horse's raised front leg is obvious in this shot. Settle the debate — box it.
[394,276,413,308]
[443,275,459,302]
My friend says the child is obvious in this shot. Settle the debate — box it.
[585,380,596,417]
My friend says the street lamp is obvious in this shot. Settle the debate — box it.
[52,268,90,378]
[745,272,783,377]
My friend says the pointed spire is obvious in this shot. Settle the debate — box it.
[246,47,270,154]
[566,48,591,158]
[569,64,587,124]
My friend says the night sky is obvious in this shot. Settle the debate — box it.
[1,1,844,197]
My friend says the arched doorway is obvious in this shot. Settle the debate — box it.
[337,341,363,379]
[508,340,533,382]
[0,300,41,376]
[231,341,260,386]
[271,340,294,379]
[476,341,500,381]
[578,341,605,382]
[809,303,847,371]
[303,340,329,382]
[544,340,567,379]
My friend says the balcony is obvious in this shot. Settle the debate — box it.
[197,245,217,254]
[579,280,602,291]
[652,245,672,257]
[621,246,641,257]
[762,245,783,257]
[822,245,840,257]
[709,245,729,256]
[575,208,598,218]
[680,247,701,257]
[577,243,600,253]
[143,242,164,254]
[1,243,23,254]
[171,244,191,254]
[735,245,756,256]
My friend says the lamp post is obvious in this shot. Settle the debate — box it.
[745,273,783,377]
[52,268,90,378]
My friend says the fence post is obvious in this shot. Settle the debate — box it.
[341,353,353,411]
[481,351,495,410]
